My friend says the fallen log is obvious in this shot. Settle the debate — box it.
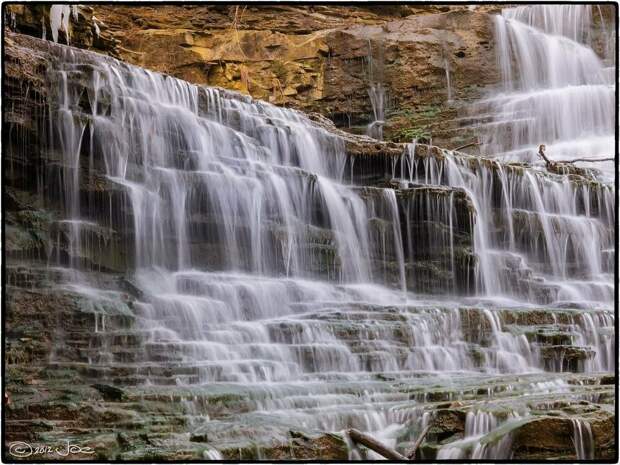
[453,140,480,152]
[406,423,433,459]
[556,157,614,163]
[347,428,408,460]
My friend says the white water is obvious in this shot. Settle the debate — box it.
[571,418,594,460]
[437,410,522,460]
[393,146,614,308]
[366,39,387,140]
[367,83,386,140]
[36,4,614,460]
[444,56,453,102]
[474,5,615,179]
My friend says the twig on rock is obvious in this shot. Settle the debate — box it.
[453,140,480,152]
[557,157,614,163]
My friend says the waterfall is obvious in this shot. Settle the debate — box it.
[394,147,614,305]
[202,449,223,460]
[437,410,521,460]
[474,5,614,179]
[50,49,378,284]
[42,38,613,371]
[571,419,594,460]
[7,4,614,459]
[367,83,386,140]
[49,4,78,44]
[444,56,453,102]
[366,39,387,140]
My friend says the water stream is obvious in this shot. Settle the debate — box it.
[474,5,615,180]
[20,4,616,460]
[366,39,387,140]
[444,55,453,102]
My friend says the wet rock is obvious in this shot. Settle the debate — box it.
[189,432,209,443]
[429,409,466,442]
[511,410,615,460]
[117,432,131,449]
[512,417,574,458]
[92,384,127,402]
[6,4,500,149]
[262,431,349,460]
[589,411,616,459]
[5,4,120,57]
[540,346,595,372]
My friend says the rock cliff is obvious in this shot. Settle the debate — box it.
[3,29,615,461]
[4,4,500,149]
[6,4,613,149]
[2,4,616,462]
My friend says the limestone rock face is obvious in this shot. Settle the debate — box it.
[4,4,500,148]
[4,4,120,56]
[512,413,616,460]
[93,4,500,146]
[5,4,614,150]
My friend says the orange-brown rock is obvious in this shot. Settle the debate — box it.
[3,4,615,150]
[4,4,500,146]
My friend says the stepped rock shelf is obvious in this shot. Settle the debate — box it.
[2,6,616,463]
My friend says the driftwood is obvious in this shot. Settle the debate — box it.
[453,140,480,152]
[538,144,613,167]
[406,423,433,459]
[556,157,614,163]
[347,429,408,460]
[348,422,433,461]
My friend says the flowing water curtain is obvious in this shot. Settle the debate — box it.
[366,38,388,140]
[397,146,614,304]
[475,5,614,176]
[31,6,615,458]
[47,49,385,282]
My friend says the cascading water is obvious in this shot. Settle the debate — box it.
[474,5,615,180]
[437,410,523,459]
[393,147,615,307]
[7,3,614,460]
[444,57,452,102]
[366,39,387,140]
[571,418,594,460]
[367,83,386,140]
[442,45,453,102]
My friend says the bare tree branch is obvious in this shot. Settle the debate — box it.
[539,144,613,166]
[453,140,480,152]
[557,157,614,163]
[406,423,433,459]
[347,429,408,460]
